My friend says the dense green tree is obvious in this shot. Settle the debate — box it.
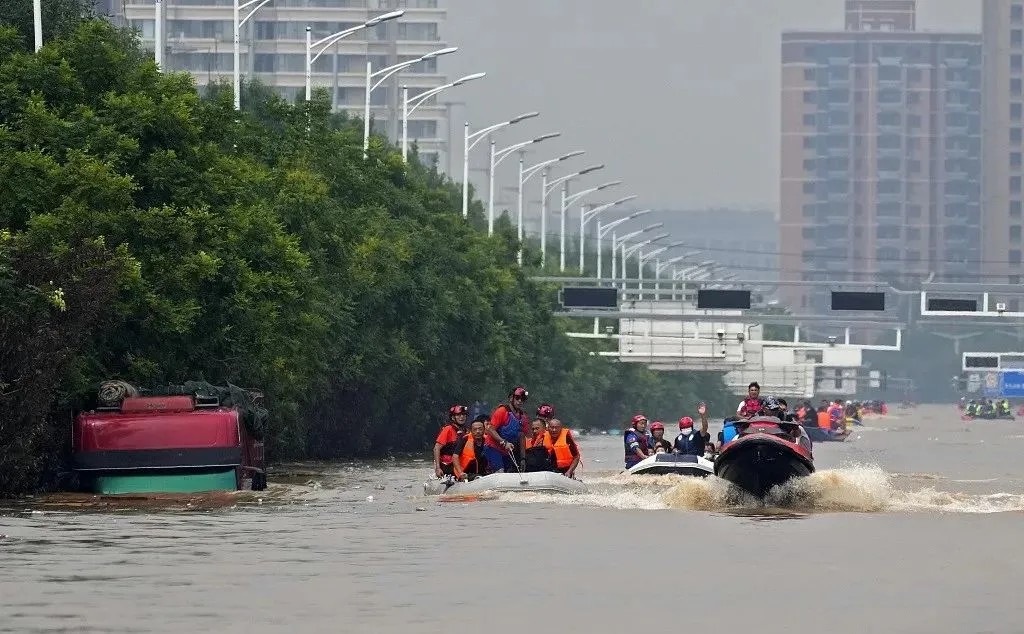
[0,16,731,492]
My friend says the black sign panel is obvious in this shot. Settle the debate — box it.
[964,355,998,369]
[561,287,618,308]
[831,291,885,311]
[927,298,978,312]
[696,289,751,310]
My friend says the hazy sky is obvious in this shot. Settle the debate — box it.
[441,0,980,211]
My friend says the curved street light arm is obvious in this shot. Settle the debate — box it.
[493,132,560,167]
[623,233,670,258]
[543,165,605,195]
[562,180,621,206]
[406,72,485,117]
[312,10,404,59]
[239,0,271,27]
[370,46,457,90]
[467,112,539,150]
[522,150,585,183]
[582,194,638,224]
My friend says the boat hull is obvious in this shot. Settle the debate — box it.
[627,453,714,477]
[714,425,814,498]
[424,472,588,496]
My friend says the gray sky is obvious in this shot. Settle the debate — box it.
[441,0,980,210]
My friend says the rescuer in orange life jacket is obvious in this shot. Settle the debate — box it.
[524,405,554,471]
[541,413,581,479]
[452,417,491,481]
[433,404,468,478]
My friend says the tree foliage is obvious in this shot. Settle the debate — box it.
[0,18,731,492]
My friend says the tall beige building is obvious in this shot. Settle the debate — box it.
[982,0,1024,285]
[99,0,451,168]
[780,0,982,309]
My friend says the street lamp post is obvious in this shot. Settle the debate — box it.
[578,195,637,274]
[33,0,42,52]
[595,212,654,279]
[233,0,274,110]
[402,73,486,163]
[611,223,662,288]
[555,178,618,271]
[621,234,669,281]
[637,241,684,299]
[362,45,457,158]
[515,151,584,265]
[461,113,539,220]
[488,133,560,234]
[306,10,405,103]
[655,253,698,298]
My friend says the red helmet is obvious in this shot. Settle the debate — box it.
[511,386,529,401]
[537,404,554,418]
[448,404,468,418]
[650,421,665,432]
[631,414,648,426]
[678,416,694,429]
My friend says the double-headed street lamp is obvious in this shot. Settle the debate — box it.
[402,73,486,163]
[637,241,685,299]
[597,214,657,280]
[461,112,539,219]
[304,10,405,108]
[557,179,618,271]
[612,222,662,288]
[488,133,560,234]
[361,46,458,157]
[233,0,275,109]
[540,167,606,268]
[579,196,637,273]
[516,151,584,264]
[621,234,669,280]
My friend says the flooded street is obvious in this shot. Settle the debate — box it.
[3,404,1024,633]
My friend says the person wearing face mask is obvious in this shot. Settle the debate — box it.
[674,403,710,456]
[624,414,651,469]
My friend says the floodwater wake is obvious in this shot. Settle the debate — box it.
[497,463,1024,515]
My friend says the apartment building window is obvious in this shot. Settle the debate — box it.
[878,111,901,127]
[802,227,816,239]
[803,182,816,194]
[1013,103,1023,121]
[1014,128,1023,144]
[1014,5,1024,24]
[1011,250,1023,265]
[803,136,815,149]
[878,156,901,172]
[1013,176,1023,194]
[397,23,439,40]
[1013,78,1023,96]
[878,179,902,194]
[1011,226,1022,242]
[1013,152,1023,169]
[803,114,815,125]
[877,225,901,240]
[907,228,921,241]
[1014,55,1024,73]
[907,68,922,82]
[1014,29,1023,48]
[906,250,921,265]
[830,110,849,126]
[804,91,816,104]
[802,204,817,217]
[406,120,437,138]
[878,88,902,103]
[877,201,901,217]
[1012,200,1023,218]
[907,114,921,129]
[804,68,816,81]
[803,158,817,171]
[907,204,922,218]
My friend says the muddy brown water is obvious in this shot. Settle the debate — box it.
[2,405,1023,633]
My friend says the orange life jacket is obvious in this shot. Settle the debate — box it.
[456,437,485,476]
[524,432,546,449]
[816,410,831,430]
[543,429,576,469]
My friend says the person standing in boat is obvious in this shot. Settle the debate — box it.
[624,414,651,468]
[649,422,673,453]
[524,405,555,472]
[674,403,710,456]
[486,386,530,473]
[433,404,468,478]
[542,417,581,479]
[453,417,491,481]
